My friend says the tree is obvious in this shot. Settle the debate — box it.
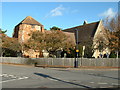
[78,37,93,58]
[0,28,7,34]
[1,32,22,57]
[50,26,62,31]
[23,30,75,57]
[84,45,93,58]
[93,36,108,58]
[104,15,120,58]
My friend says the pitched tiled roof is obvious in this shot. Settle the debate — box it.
[44,30,75,45]
[63,21,100,44]
[18,16,43,26]
[63,32,76,45]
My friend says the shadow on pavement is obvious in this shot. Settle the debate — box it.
[34,72,92,88]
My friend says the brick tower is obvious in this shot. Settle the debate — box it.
[13,16,44,43]
[13,16,44,58]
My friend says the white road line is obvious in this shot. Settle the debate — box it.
[90,82,94,83]
[98,82,108,84]
[2,74,8,77]
[0,73,29,83]
[112,83,119,85]
[0,75,2,76]
[22,77,29,79]
[0,78,19,83]
[18,77,29,80]
[1,74,17,78]
[18,77,25,80]
[10,75,17,78]
[9,75,14,77]
[48,78,58,81]
[11,77,17,78]
[1,74,26,79]
[0,76,29,83]
[4,75,9,77]
[100,87,107,88]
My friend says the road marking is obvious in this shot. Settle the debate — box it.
[0,77,28,83]
[100,87,107,88]
[112,83,119,85]
[48,78,58,81]
[2,74,8,77]
[9,75,14,77]
[0,78,19,83]
[8,75,17,78]
[0,73,29,83]
[98,82,108,84]
[0,74,2,76]
[0,76,29,83]
[90,82,94,83]
[1,74,17,78]
[23,76,29,79]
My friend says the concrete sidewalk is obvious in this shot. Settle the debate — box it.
[1,63,119,71]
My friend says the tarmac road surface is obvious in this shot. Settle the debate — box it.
[1,64,120,89]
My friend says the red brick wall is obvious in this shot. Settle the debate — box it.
[13,23,44,58]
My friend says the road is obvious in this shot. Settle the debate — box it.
[1,64,120,88]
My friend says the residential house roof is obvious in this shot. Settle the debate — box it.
[63,32,76,45]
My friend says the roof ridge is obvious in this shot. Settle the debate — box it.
[63,21,100,30]
[18,16,43,26]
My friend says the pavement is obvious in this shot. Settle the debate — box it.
[1,64,120,89]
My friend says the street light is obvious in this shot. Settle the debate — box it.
[74,28,79,68]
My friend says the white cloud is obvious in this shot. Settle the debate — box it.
[99,8,116,19]
[44,5,65,19]
[50,5,65,16]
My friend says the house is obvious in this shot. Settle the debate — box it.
[13,16,75,58]
[13,16,44,58]
[63,20,110,58]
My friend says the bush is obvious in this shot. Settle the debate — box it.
[109,52,116,58]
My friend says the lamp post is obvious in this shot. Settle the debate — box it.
[74,28,79,68]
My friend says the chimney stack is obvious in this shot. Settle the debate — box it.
[83,20,88,25]
[41,25,45,33]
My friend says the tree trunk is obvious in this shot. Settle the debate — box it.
[0,50,5,57]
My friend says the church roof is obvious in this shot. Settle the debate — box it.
[63,21,100,45]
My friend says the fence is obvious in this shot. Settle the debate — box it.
[0,57,120,68]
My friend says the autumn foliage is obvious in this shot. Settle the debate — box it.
[1,30,21,56]
[23,30,75,56]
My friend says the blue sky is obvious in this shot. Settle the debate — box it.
[1,2,118,37]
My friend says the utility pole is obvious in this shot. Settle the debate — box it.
[74,28,79,68]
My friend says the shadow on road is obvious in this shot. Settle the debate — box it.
[34,72,92,88]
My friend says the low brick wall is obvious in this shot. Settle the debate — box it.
[0,57,119,67]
